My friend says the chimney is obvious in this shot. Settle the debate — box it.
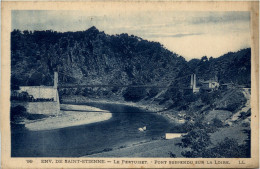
[54,72,58,89]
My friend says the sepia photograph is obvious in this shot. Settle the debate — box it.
[1,1,259,168]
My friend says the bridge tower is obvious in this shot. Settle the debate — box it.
[190,74,200,93]
[54,72,58,89]
[190,74,194,89]
[53,71,60,103]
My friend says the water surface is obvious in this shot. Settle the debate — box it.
[12,102,172,157]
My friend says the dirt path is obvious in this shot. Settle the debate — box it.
[229,88,250,123]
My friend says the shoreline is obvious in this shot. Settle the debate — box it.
[84,136,184,157]
[60,99,185,157]
[61,96,186,125]
[25,104,112,131]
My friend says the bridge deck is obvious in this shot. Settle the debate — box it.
[59,85,191,89]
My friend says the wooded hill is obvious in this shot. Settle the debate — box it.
[11,26,251,90]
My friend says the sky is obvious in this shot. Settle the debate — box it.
[12,10,250,60]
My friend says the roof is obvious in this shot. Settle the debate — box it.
[20,86,54,89]
[221,83,234,85]
[201,80,218,84]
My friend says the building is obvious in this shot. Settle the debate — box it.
[18,72,59,101]
[190,74,220,93]
[13,72,60,115]
[220,83,234,90]
[19,86,58,101]
[201,80,219,90]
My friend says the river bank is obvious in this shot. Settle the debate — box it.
[25,104,112,131]
[61,96,185,125]
[59,97,186,157]
[86,137,184,157]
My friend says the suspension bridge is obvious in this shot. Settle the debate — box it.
[57,71,196,90]
[57,71,248,93]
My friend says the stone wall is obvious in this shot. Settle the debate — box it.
[26,102,60,115]
[19,86,58,101]
[14,87,60,115]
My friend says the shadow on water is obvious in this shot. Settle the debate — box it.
[11,102,172,157]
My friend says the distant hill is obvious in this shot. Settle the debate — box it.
[11,27,250,91]
[11,26,186,88]
[187,49,251,86]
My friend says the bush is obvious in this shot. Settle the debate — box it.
[75,88,83,95]
[168,152,176,158]
[26,114,48,120]
[178,131,250,158]
[27,72,43,86]
[212,118,223,128]
[11,105,26,116]
[208,138,248,158]
[177,129,212,157]
[10,105,27,121]
[112,86,119,93]
[82,88,94,97]
[147,88,159,98]
[183,90,198,103]
[11,105,48,121]
[103,148,113,152]
[226,103,241,112]
[201,90,222,106]
[123,87,146,102]
[239,109,251,120]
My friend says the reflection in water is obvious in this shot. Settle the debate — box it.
[12,103,172,157]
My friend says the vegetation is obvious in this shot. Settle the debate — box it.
[11,27,184,88]
[172,86,250,158]
[176,121,250,158]
[11,27,250,96]
[123,87,146,102]
[10,105,27,121]
[187,50,251,87]
[11,105,48,122]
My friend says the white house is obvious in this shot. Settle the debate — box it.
[201,80,220,90]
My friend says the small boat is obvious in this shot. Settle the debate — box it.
[138,126,146,132]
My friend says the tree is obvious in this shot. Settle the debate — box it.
[11,105,27,121]
[177,129,212,157]
[123,87,146,102]
[27,72,43,86]
[212,118,223,128]
[208,138,246,158]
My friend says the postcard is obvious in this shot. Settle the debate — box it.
[1,1,259,168]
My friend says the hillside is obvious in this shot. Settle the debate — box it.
[11,26,186,89]
[187,49,251,86]
[11,27,250,90]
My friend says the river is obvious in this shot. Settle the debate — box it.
[11,102,172,157]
